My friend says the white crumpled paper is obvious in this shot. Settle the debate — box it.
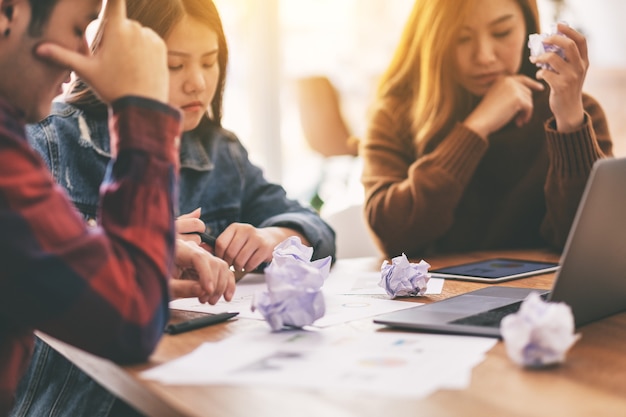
[500,292,580,368]
[528,22,568,71]
[379,253,430,298]
[251,236,332,331]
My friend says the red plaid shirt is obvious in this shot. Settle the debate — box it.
[0,96,181,414]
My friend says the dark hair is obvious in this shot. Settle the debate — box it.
[27,0,59,36]
[516,0,541,78]
[66,0,229,126]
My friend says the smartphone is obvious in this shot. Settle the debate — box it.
[429,258,559,283]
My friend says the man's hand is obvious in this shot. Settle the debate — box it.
[35,0,169,104]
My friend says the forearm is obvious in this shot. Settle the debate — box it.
[0,97,181,363]
[237,143,337,260]
[260,212,337,261]
[541,110,610,248]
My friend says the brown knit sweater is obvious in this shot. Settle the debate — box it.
[361,88,613,258]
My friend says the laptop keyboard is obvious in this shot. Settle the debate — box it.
[450,293,550,328]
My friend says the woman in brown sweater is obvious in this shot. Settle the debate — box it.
[361,0,612,258]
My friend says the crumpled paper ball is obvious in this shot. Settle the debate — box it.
[500,292,580,368]
[251,236,332,331]
[528,22,568,71]
[379,253,430,298]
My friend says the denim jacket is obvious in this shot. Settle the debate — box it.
[11,101,335,417]
[28,102,335,255]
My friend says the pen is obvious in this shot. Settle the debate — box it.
[164,312,239,335]
[181,230,217,247]
[196,231,216,247]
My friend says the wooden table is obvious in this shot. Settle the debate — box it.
[42,249,626,417]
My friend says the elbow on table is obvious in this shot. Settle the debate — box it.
[107,308,168,364]
[110,330,162,364]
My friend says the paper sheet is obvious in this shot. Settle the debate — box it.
[142,328,497,398]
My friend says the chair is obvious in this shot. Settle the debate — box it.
[294,76,358,157]
[322,203,381,260]
[294,76,379,259]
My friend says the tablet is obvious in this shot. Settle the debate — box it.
[429,258,559,283]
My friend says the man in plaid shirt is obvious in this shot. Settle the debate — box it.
[0,0,234,414]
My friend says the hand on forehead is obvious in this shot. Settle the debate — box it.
[101,0,126,20]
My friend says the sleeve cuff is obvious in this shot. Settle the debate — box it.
[544,112,604,176]
[431,123,489,180]
[109,96,182,165]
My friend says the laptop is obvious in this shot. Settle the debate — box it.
[374,157,626,337]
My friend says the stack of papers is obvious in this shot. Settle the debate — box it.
[142,328,496,398]
[158,257,494,398]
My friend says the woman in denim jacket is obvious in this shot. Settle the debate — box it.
[11,0,335,415]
